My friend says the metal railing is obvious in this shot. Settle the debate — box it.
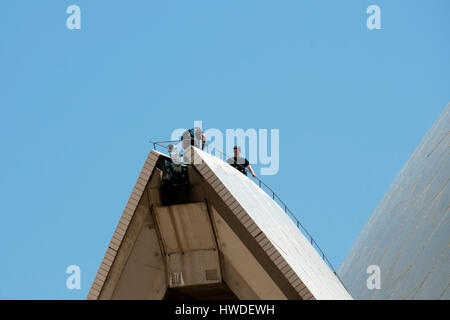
[149,139,347,289]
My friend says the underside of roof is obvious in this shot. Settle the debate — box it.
[87,147,352,300]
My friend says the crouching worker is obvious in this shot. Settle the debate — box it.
[226,146,257,178]
[180,127,205,164]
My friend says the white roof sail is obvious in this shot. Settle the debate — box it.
[193,148,352,300]
[338,104,450,299]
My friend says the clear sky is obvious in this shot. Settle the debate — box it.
[0,0,448,299]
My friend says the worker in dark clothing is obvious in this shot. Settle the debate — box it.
[226,146,257,178]
[181,127,205,150]
[181,127,205,164]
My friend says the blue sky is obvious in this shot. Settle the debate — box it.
[0,1,448,299]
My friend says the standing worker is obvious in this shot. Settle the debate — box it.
[226,146,257,178]
[181,127,205,163]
